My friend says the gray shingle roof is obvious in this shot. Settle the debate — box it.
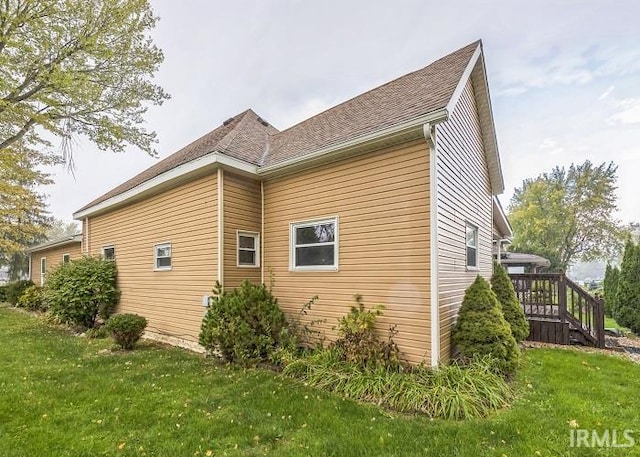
[77,41,480,213]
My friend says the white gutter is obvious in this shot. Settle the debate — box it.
[258,109,449,176]
[73,152,257,220]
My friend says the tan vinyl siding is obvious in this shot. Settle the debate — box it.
[264,140,431,364]
[223,173,262,288]
[30,242,82,284]
[435,79,493,361]
[88,174,217,341]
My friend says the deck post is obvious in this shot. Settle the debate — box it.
[595,298,605,348]
[558,273,567,324]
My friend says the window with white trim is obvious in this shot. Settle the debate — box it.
[40,257,46,286]
[290,217,338,271]
[237,232,259,267]
[102,245,115,261]
[62,253,70,264]
[154,243,172,270]
[466,223,478,269]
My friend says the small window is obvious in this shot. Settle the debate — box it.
[154,243,172,271]
[466,223,478,269]
[62,254,70,264]
[237,232,259,267]
[102,245,115,261]
[290,217,338,271]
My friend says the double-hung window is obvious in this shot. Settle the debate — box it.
[237,232,259,267]
[40,257,46,286]
[466,223,478,269]
[290,217,338,271]
[154,243,172,271]
[62,253,70,264]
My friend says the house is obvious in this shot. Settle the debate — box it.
[27,234,83,285]
[73,40,505,365]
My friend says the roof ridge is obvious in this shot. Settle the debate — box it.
[274,40,480,136]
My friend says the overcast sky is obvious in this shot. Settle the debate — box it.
[43,0,640,225]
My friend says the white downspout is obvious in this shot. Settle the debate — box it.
[84,217,90,254]
[217,168,224,287]
[261,180,265,284]
[424,122,440,367]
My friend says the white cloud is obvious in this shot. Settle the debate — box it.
[598,85,615,100]
[608,98,640,125]
[539,138,565,156]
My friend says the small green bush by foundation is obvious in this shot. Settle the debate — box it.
[283,351,511,419]
[6,280,34,306]
[452,275,520,375]
[17,285,46,311]
[330,295,400,369]
[45,256,119,329]
[105,314,147,350]
[199,280,289,365]
[491,262,529,342]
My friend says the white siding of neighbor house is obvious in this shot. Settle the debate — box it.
[435,79,494,362]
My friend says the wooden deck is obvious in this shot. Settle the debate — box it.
[509,273,605,348]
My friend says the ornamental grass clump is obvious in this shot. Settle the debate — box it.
[491,262,529,342]
[451,275,520,375]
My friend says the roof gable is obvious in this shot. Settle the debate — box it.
[75,40,505,218]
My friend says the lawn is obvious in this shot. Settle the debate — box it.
[1,308,639,456]
[605,315,631,333]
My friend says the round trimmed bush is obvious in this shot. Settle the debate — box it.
[452,275,520,375]
[199,280,289,365]
[491,262,529,342]
[105,313,148,350]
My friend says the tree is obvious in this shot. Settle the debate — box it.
[603,263,620,317]
[613,240,640,334]
[508,161,622,272]
[451,276,519,375]
[491,262,529,342]
[0,147,53,278]
[46,219,80,240]
[0,0,168,159]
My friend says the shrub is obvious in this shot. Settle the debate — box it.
[491,262,529,342]
[45,256,120,329]
[199,280,289,365]
[330,295,400,370]
[283,351,511,419]
[105,314,148,350]
[6,280,34,306]
[614,240,640,334]
[603,264,620,316]
[451,276,520,375]
[0,285,7,303]
[17,285,46,311]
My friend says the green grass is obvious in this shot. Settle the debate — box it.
[605,315,631,333]
[1,308,640,456]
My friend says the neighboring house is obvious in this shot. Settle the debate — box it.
[27,234,83,285]
[73,40,505,365]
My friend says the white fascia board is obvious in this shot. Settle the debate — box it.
[445,43,482,115]
[27,237,82,253]
[73,152,258,219]
[257,109,449,176]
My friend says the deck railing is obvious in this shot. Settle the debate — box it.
[509,273,605,348]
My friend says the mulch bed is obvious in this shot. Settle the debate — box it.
[523,335,640,363]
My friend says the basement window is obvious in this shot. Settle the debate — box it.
[290,217,338,271]
[154,243,172,271]
[466,223,478,270]
[102,245,115,261]
[237,232,259,267]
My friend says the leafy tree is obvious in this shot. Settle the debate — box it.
[491,262,529,342]
[508,161,621,272]
[603,263,620,316]
[451,276,520,375]
[613,240,640,334]
[46,219,80,240]
[0,147,53,278]
[0,0,169,159]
